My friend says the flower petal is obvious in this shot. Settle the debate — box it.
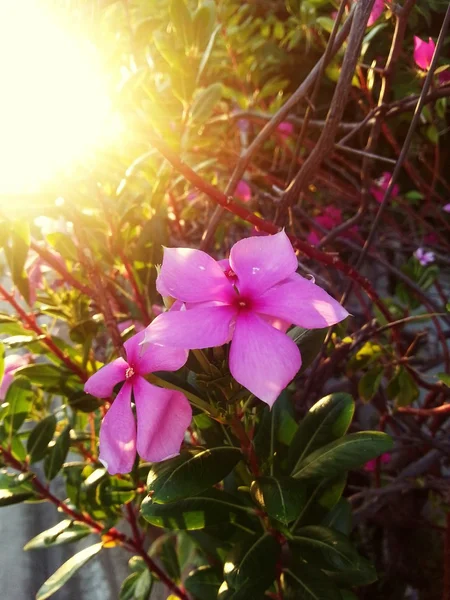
[133,376,192,462]
[99,382,136,475]
[229,312,301,407]
[229,231,298,296]
[413,36,435,71]
[157,247,234,303]
[0,372,14,401]
[84,358,128,398]
[144,305,237,349]
[253,273,349,329]
[126,329,188,374]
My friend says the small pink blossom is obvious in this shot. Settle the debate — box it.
[0,354,30,400]
[307,207,358,245]
[364,452,391,472]
[413,36,435,71]
[371,172,400,203]
[277,122,294,138]
[443,203,450,213]
[235,180,252,203]
[439,69,450,85]
[367,0,386,27]
[414,247,435,266]
[145,231,348,406]
[84,331,191,474]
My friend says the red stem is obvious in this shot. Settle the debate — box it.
[0,283,87,382]
[0,445,189,600]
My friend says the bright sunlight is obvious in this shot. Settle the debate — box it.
[0,1,114,196]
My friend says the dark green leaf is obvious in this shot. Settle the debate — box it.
[292,432,393,480]
[119,570,152,600]
[44,425,71,480]
[185,566,221,600]
[387,367,419,407]
[36,542,103,600]
[322,499,352,535]
[141,489,253,530]
[283,563,341,600]
[147,447,242,503]
[250,476,307,524]
[17,364,69,390]
[27,415,57,463]
[358,367,384,403]
[289,394,354,473]
[24,520,91,550]
[288,327,328,374]
[0,489,34,506]
[2,375,33,432]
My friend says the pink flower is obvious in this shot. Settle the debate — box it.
[414,247,435,266]
[367,0,385,26]
[371,172,400,203]
[413,36,435,71]
[144,232,348,406]
[235,180,251,203]
[364,452,391,472]
[0,354,30,400]
[443,203,450,213]
[84,331,191,474]
[277,122,294,138]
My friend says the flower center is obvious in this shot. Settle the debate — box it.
[233,296,252,311]
[125,366,135,380]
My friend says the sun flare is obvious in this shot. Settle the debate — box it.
[0,1,115,196]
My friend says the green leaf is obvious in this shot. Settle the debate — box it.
[193,2,216,51]
[190,83,223,126]
[2,375,33,432]
[288,327,328,374]
[0,342,4,384]
[17,364,69,390]
[438,373,450,387]
[185,566,221,600]
[315,17,335,34]
[36,543,103,600]
[170,0,193,49]
[283,563,341,600]
[322,499,352,535]
[147,447,242,503]
[24,520,91,550]
[0,489,34,506]
[141,489,252,530]
[44,425,71,480]
[290,526,365,572]
[387,367,419,407]
[4,221,30,303]
[250,476,307,524]
[289,394,354,474]
[358,366,383,403]
[27,415,57,463]
[119,569,153,600]
[46,232,78,261]
[224,533,281,597]
[291,432,393,480]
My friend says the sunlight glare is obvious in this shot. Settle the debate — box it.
[0,2,116,195]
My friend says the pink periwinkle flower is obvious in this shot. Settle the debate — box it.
[144,231,349,406]
[364,452,391,472]
[443,203,450,213]
[235,180,252,203]
[414,247,435,266]
[84,331,191,474]
[277,122,294,138]
[0,354,30,400]
[367,0,386,27]
[413,36,435,71]
[371,172,400,203]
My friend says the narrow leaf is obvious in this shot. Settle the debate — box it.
[24,520,91,550]
[44,425,71,480]
[27,415,57,463]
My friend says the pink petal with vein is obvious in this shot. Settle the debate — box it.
[99,382,136,474]
[84,357,128,398]
[145,305,237,349]
[133,377,192,462]
[229,231,298,296]
[367,0,384,26]
[157,247,234,303]
[229,312,301,406]
[253,273,349,329]
[414,36,435,71]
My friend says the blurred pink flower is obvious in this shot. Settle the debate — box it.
[367,0,386,26]
[414,247,435,266]
[84,331,190,474]
[0,354,30,400]
[307,206,358,245]
[145,231,348,406]
[364,452,391,472]
[439,69,450,85]
[371,172,400,203]
[277,122,294,138]
[235,180,252,202]
[414,36,435,71]
[443,203,450,213]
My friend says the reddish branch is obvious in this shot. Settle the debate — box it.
[0,445,189,600]
[0,283,88,382]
